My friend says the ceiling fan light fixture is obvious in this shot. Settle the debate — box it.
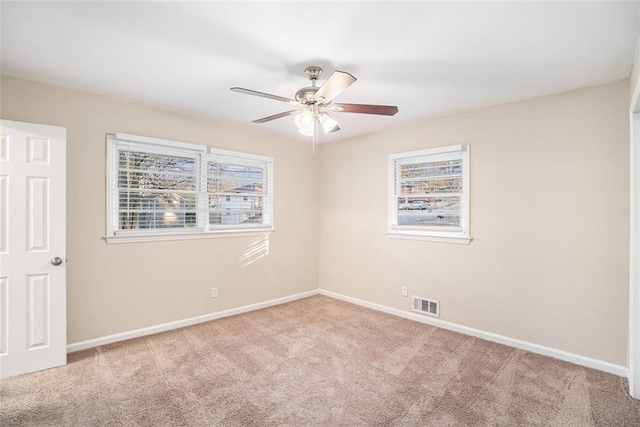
[318,112,339,134]
[294,110,314,130]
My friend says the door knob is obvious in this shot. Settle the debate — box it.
[51,257,63,266]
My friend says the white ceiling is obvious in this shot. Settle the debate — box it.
[1,1,639,143]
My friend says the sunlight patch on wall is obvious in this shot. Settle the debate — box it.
[240,233,270,266]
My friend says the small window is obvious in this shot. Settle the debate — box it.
[388,145,470,244]
[207,150,272,228]
[106,133,274,243]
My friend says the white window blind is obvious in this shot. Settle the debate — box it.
[207,150,273,228]
[106,134,274,243]
[116,143,201,232]
[388,145,470,244]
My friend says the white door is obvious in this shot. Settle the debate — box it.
[0,119,67,379]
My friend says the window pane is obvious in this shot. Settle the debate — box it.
[209,194,262,210]
[394,154,465,231]
[119,191,197,210]
[118,170,196,191]
[209,194,263,225]
[400,159,462,179]
[207,161,263,194]
[117,149,198,231]
[400,176,462,195]
[397,196,461,226]
[207,160,264,226]
[119,152,197,190]
[119,210,198,230]
[209,210,263,225]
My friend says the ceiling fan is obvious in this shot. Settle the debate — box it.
[231,66,398,146]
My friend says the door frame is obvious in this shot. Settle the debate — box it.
[629,75,640,398]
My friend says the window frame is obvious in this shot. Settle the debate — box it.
[105,133,274,243]
[387,144,471,244]
[206,146,274,233]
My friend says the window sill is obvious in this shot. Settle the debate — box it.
[105,228,275,244]
[387,230,471,245]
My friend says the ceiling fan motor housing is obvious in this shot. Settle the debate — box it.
[296,66,324,104]
[295,86,320,104]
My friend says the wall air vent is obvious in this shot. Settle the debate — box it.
[412,296,439,317]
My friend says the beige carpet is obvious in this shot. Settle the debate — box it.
[1,295,640,426]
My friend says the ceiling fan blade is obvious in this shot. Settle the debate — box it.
[252,110,299,124]
[331,103,399,116]
[231,87,299,105]
[314,71,357,103]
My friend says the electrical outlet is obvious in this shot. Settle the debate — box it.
[211,287,218,298]
[401,286,408,297]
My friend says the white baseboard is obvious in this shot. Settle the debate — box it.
[319,289,629,378]
[67,289,319,353]
[67,287,628,379]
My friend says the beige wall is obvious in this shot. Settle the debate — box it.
[1,76,319,343]
[318,81,630,365]
[1,75,632,366]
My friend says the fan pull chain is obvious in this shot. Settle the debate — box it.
[312,118,317,154]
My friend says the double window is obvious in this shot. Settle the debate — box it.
[106,133,273,243]
[388,145,470,244]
